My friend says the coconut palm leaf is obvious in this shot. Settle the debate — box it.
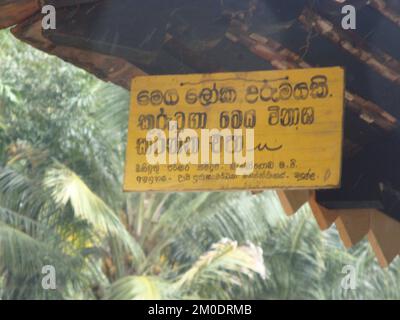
[0,221,53,277]
[93,83,130,139]
[106,276,175,300]
[0,208,105,299]
[106,238,266,300]
[44,166,145,265]
[175,238,266,299]
[0,167,52,221]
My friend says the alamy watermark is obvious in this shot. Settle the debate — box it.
[41,5,56,30]
[40,4,357,32]
[341,264,357,290]
[145,121,255,175]
[41,265,56,290]
[341,5,357,30]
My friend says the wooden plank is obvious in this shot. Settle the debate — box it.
[0,0,39,29]
[335,209,372,248]
[43,0,100,8]
[12,14,146,90]
[52,46,147,88]
[124,67,345,192]
[369,0,400,28]
[277,190,310,216]
[309,191,338,230]
[368,211,400,267]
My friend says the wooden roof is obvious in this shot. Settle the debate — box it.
[1,0,400,266]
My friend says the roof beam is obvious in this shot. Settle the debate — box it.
[0,0,39,29]
[299,8,400,86]
[369,0,400,28]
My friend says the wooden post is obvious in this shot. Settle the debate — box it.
[308,191,338,230]
[276,190,310,216]
[368,211,400,267]
[335,210,372,248]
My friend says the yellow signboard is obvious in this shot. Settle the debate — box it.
[124,67,344,192]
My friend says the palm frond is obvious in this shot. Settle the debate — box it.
[0,167,51,220]
[44,166,145,265]
[175,238,267,298]
[106,275,175,300]
[0,218,102,300]
[0,221,52,276]
[92,83,130,137]
[160,192,277,265]
[0,205,104,284]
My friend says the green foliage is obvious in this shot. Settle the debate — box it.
[0,29,399,300]
[107,239,265,300]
